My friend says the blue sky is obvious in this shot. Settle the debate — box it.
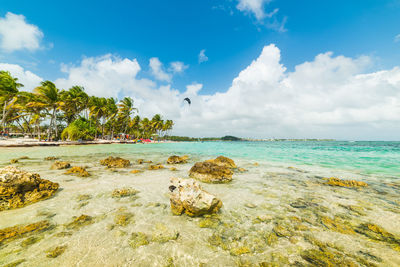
[1,0,400,139]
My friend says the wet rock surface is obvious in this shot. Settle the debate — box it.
[64,166,90,177]
[206,156,237,169]
[0,166,59,211]
[0,220,51,244]
[50,161,71,170]
[189,161,233,183]
[167,155,188,164]
[169,177,223,216]
[100,156,130,168]
[324,177,368,187]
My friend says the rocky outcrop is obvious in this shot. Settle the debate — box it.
[64,166,90,177]
[0,166,59,211]
[112,188,139,198]
[189,161,233,183]
[148,164,164,170]
[324,177,368,188]
[206,156,237,169]
[169,177,222,217]
[167,155,188,164]
[45,156,59,161]
[100,156,130,168]
[51,161,71,170]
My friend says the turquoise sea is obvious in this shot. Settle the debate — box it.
[1,141,399,266]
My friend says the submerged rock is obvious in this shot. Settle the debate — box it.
[355,223,400,246]
[0,220,51,244]
[3,259,26,267]
[148,164,164,170]
[206,156,237,169]
[169,167,178,171]
[114,212,134,226]
[130,169,142,174]
[151,223,179,243]
[45,156,59,161]
[10,159,19,164]
[100,156,130,168]
[64,166,90,177]
[129,232,149,248]
[320,216,355,235]
[169,177,223,216]
[324,177,368,188]
[0,166,59,211]
[46,245,67,258]
[167,155,188,164]
[301,248,357,266]
[65,214,94,230]
[111,188,139,198]
[51,161,71,170]
[189,161,233,183]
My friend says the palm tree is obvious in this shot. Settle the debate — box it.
[163,119,174,138]
[89,96,108,139]
[0,71,23,135]
[117,97,137,136]
[130,115,141,138]
[60,86,88,126]
[105,97,118,139]
[151,114,164,140]
[139,117,151,138]
[33,81,63,140]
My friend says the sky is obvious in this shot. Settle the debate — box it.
[1,0,400,140]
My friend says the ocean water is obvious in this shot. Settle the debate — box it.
[0,141,399,266]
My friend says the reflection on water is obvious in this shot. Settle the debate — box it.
[0,143,400,266]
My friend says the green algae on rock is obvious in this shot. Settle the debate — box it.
[129,232,149,248]
[189,161,233,183]
[44,156,59,161]
[64,166,90,177]
[148,164,165,170]
[319,216,355,235]
[324,177,368,188]
[100,156,130,168]
[0,220,51,244]
[50,161,71,170]
[355,223,400,246]
[46,245,67,258]
[2,259,26,267]
[205,156,237,169]
[0,166,59,211]
[114,212,134,226]
[111,187,139,198]
[169,177,222,216]
[151,223,179,243]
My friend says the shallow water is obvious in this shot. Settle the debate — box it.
[0,141,400,266]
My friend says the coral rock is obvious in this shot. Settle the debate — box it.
[51,161,71,170]
[46,245,67,258]
[0,166,59,211]
[189,161,233,183]
[148,164,164,170]
[112,188,139,198]
[0,220,51,244]
[100,156,130,168]
[65,214,94,230]
[205,156,237,169]
[45,156,59,161]
[325,177,368,188]
[64,166,90,177]
[130,169,142,174]
[169,177,222,217]
[167,155,188,164]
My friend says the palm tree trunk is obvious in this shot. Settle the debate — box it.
[2,100,7,136]
[53,108,58,139]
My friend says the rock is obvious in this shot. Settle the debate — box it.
[301,248,357,266]
[324,177,368,188]
[114,212,134,226]
[20,236,42,247]
[169,167,178,171]
[64,166,90,177]
[129,232,149,248]
[0,220,51,244]
[169,177,223,216]
[167,155,188,164]
[148,164,164,170]
[100,156,130,168]
[320,216,355,235]
[0,166,59,211]
[51,161,71,170]
[355,223,400,245]
[230,245,251,256]
[189,161,233,183]
[198,217,220,228]
[130,169,142,174]
[45,156,58,161]
[46,245,67,258]
[76,194,92,202]
[111,188,139,198]
[10,159,19,164]
[237,168,247,172]
[273,225,291,237]
[18,156,29,160]
[205,156,237,169]
[65,214,94,230]
[136,159,144,164]
[151,223,179,243]
[245,203,257,208]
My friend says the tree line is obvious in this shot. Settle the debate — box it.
[0,71,173,141]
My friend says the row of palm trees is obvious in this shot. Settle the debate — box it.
[0,71,174,140]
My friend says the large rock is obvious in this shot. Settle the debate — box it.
[206,156,237,169]
[100,156,130,168]
[0,166,59,211]
[0,220,51,244]
[169,177,222,217]
[167,155,188,164]
[189,161,233,183]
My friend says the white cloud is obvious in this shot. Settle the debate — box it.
[198,49,208,63]
[0,63,42,90]
[149,57,172,82]
[0,12,43,52]
[395,34,400,43]
[11,45,400,140]
[169,61,188,73]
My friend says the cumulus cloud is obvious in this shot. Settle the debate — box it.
[149,57,171,82]
[169,61,188,73]
[0,12,43,52]
[10,45,400,140]
[0,62,42,90]
[198,49,208,63]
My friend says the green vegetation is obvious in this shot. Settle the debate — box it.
[165,135,242,142]
[0,71,173,140]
